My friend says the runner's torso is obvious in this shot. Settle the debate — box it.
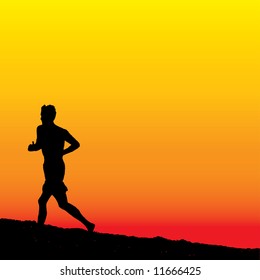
[38,124,67,162]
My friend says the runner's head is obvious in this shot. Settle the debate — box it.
[41,105,56,124]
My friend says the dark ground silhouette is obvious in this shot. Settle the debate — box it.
[0,219,259,260]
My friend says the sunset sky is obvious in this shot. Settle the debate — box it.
[0,1,259,248]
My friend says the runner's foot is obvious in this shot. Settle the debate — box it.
[86,222,95,232]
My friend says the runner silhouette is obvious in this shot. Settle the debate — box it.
[28,105,95,232]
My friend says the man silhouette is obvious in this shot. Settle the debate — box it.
[28,105,95,232]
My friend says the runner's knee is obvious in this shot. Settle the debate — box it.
[38,196,47,206]
[58,200,68,210]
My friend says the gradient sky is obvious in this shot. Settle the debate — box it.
[0,1,259,248]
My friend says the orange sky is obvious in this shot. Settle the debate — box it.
[0,1,259,248]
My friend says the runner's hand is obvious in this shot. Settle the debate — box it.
[28,141,35,151]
